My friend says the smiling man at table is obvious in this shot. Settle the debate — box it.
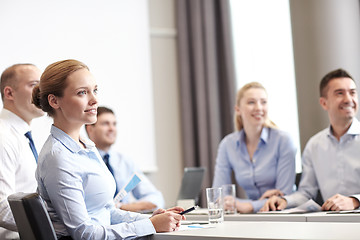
[261,69,360,212]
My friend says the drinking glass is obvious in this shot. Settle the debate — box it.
[206,187,224,224]
[222,184,236,214]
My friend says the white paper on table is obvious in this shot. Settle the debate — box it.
[261,199,321,214]
[327,209,360,214]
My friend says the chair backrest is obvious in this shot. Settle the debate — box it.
[294,172,324,205]
[7,192,57,240]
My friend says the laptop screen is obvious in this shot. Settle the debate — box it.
[176,167,205,204]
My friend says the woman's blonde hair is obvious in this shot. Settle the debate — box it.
[234,82,277,131]
[32,59,89,117]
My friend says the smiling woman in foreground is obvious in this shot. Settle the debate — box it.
[32,59,184,240]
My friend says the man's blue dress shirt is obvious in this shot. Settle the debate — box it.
[285,118,360,208]
[98,149,164,209]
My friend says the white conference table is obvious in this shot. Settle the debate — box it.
[305,211,360,222]
[185,212,307,222]
[185,211,360,222]
[151,221,360,240]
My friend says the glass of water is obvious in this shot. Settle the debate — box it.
[206,187,224,224]
[222,184,236,214]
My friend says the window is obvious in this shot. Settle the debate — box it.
[230,0,301,172]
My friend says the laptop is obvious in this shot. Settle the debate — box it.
[176,167,205,207]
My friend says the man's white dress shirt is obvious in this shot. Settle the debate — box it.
[0,109,37,239]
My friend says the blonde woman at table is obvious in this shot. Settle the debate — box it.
[212,82,296,213]
[32,59,184,240]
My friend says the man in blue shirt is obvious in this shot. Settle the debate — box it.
[261,68,360,212]
[86,106,164,212]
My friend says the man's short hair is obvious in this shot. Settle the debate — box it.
[85,106,114,134]
[96,106,114,118]
[320,68,354,97]
[0,63,35,101]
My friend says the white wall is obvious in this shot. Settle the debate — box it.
[0,0,157,171]
[0,0,183,208]
[147,0,183,207]
[290,0,360,151]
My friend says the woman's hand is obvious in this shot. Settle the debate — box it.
[152,208,166,216]
[259,196,287,212]
[152,206,185,216]
[235,202,253,213]
[259,189,284,200]
[150,211,183,232]
[223,195,236,211]
[166,206,185,214]
[150,206,186,232]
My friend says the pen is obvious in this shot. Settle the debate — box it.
[179,206,198,215]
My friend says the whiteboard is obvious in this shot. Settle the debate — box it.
[0,0,157,172]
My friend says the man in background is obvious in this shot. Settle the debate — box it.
[261,68,360,212]
[0,64,44,239]
[86,106,164,212]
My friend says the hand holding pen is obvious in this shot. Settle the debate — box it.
[150,206,187,232]
[179,206,199,215]
[152,206,185,216]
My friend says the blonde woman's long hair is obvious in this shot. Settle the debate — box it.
[234,82,277,131]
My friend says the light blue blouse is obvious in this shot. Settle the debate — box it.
[212,127,296,212]
[36,125,155,239]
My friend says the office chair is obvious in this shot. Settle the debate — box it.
[8,192,57,240]
[295,172,324,205]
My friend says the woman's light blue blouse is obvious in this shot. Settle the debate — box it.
[212,127,296,212]
[36,125,155,239]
